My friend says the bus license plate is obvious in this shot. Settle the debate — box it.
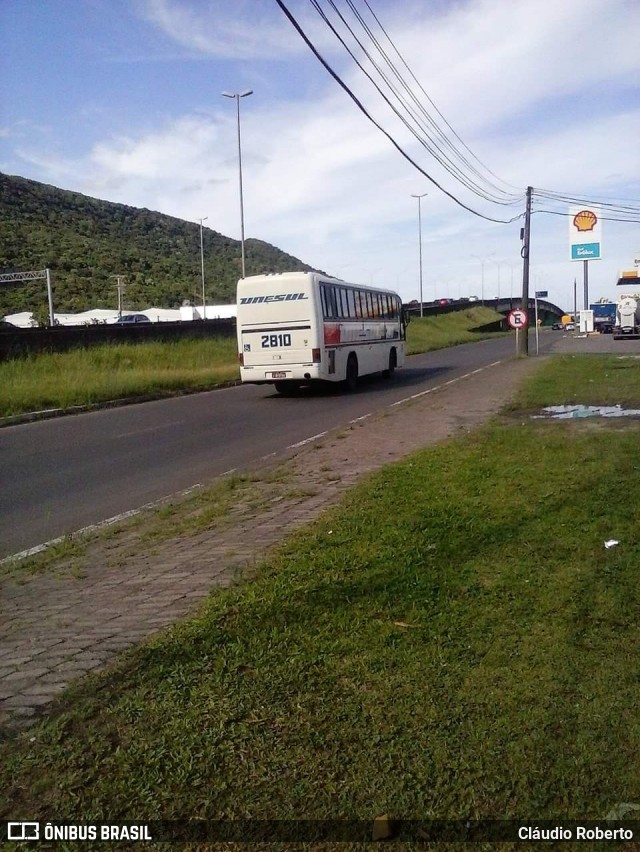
[271,371,286,378]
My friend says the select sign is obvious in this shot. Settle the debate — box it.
[507,309,528,329]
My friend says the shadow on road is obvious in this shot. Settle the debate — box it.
[264,365,454,399]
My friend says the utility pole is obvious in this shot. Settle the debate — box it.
[519,186,532,356]
[411,192,427,317]
[113,275,125,318]
[583,260,589,311]
[198,217,208,319]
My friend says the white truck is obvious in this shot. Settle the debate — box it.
[614,271,640,340]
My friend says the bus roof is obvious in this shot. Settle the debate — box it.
[238,271,401,297]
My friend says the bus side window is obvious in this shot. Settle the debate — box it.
[365,292,374,318]
[346,289,356,320]
[353,290,363,319]
[338,288,348,318]
[320,285,329,319]
[328,286,338,318]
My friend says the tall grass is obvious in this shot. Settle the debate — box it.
[406,306,504,354]
[0,338,238,416]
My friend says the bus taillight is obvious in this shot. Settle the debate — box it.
[312,348,321,363]
[238,352,244,366]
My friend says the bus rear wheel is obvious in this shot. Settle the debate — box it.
[345,354,358,392]
[383,348,397,379]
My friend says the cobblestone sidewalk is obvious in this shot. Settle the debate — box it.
[0,356,543,731]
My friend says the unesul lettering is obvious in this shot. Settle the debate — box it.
[239,293,308,304]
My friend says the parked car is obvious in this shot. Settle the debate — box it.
[563,322,576,331]
[114,313,151,324]
[551,322,563,330]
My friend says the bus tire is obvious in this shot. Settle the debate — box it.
[345,354,358,391]
[383,348,397,378]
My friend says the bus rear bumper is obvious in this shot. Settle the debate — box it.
[240,365,328,384]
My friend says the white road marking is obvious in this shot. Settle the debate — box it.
[115,420,186,439]
[391,385,440,407]
[287,431,328,448]
[349,414,372,423]
[389,359,502,409]
[0,484,204,566]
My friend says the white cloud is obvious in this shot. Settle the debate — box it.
[139,0,313,59]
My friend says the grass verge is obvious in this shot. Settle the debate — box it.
[2,355,639,832]
[0,337,238,417]
[405,306,505,355]
[0,308,504,417]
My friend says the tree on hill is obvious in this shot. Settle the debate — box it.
[0,173,319,316]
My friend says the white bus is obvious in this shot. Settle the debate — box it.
[237,271,408,393]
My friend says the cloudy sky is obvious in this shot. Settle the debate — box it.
[1,0,639,310]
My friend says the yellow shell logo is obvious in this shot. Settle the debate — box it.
[573,209,597,232]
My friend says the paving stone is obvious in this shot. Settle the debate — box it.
[2,693,52,708]
[21,682,67,697]
[2,668,50,682]
[6,705,37,718]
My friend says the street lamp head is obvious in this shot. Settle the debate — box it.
[222,90,253,99]
[411,192,428,199]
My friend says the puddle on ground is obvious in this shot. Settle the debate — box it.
[533,405,640,420]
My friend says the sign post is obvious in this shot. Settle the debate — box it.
[534,290,547,355]
[508,308,529,356]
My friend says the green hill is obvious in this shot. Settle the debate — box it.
[0,173,318,317]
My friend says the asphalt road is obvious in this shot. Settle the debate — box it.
[0,329,579,559]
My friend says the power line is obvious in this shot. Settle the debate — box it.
[274,0,524,225]
[351,0,524,198]
[313,0,523,205]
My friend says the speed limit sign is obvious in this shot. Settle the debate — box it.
[507,309,529,329]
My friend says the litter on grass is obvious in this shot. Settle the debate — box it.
[533,405,640,420]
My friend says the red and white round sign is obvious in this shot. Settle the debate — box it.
[507,309,529,329]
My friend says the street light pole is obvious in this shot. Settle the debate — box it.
[222,89,253,279]
[198,216,208,319]
[411,192,427,317]
[471,253,494,305]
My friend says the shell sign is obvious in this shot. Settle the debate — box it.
[573,209,597,232]
[569,206,602,261]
